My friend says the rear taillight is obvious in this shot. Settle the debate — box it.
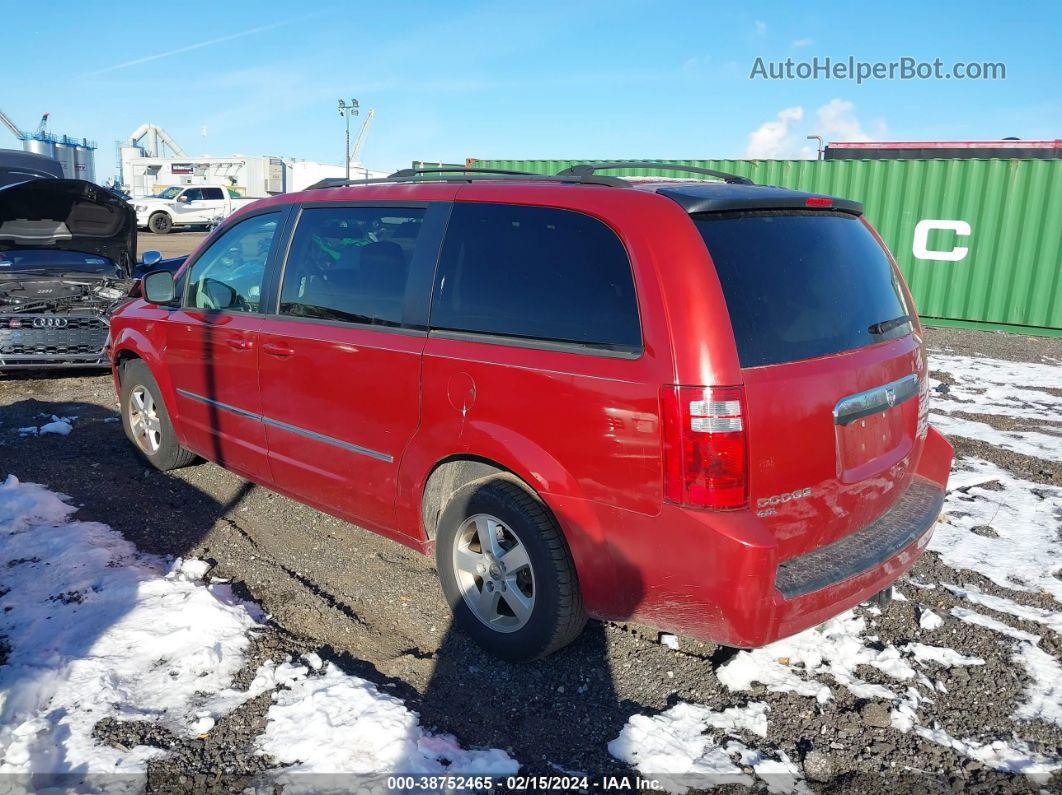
[661,385,748,510]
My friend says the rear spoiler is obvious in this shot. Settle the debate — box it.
[656,184,864,216]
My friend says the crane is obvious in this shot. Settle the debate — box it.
[34,113,49,137]
[349,108,375,164]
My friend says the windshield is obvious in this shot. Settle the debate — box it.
[0,249,118,275]
[695,210,912,368]
[155,187,183,199]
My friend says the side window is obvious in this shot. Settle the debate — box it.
[202,187,224,200]
[278,206,425,327]
[430,203,641,350]
[184,213,279,312]
[182,188,203,202]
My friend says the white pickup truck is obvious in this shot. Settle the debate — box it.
[133,185,261,234]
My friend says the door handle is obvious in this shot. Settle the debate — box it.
[262,341,295,357]
[225,336,253,351]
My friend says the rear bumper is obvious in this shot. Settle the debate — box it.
[549,426,952,648]
[774,477,944,600]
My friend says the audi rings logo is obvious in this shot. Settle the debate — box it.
[32,317,68,329]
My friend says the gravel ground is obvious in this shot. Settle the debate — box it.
[0,324,1060,791]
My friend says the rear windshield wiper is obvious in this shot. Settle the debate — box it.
[868,314,912,335]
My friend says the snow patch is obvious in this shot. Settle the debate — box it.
[901,643,984,667]
[951,607,1041,643]
[0,476,264,774]
[930,413,1061,462]
[0,475,515,777]
[951,607,1062,728]
[919,608,944,631]
[943,583,1062,635]
[38,419,73,436]
[717,599,1062,777]
[716,612,914,703]
[933,458,1062,601]
[15,415,77,437]
[608,701,804,793]
[256,662,519,777]
[929,352,1062,423]
[911,726,1061,778]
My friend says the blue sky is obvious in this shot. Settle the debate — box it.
[2,0,1058,182]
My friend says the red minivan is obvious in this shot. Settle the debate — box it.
[108,164,953,661]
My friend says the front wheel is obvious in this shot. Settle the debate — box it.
[436,478,587,661]
[148,212,173,234]
[120,360,197,470]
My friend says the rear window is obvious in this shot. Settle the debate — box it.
[430,203,641,351]
[695,210,911,368]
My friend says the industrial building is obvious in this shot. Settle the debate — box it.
[0,108,385,196]
[118,119,385,197]
[0,109,96,182]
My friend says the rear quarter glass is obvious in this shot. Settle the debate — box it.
[694,210,911,368]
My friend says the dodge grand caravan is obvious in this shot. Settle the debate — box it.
[107,163,953,661]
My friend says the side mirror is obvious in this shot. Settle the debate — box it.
[141,250,162,267]
[143,270,176,304]
[177,195,191,204]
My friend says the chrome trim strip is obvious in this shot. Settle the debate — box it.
[178,389,259,421]
[833,373,919,426]
[175,388,393,463]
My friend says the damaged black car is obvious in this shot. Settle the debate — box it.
[0,179,136,369]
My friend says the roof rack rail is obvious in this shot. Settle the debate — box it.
[390,166,538,178]
[556,161,755,186]
[304,168,630,191]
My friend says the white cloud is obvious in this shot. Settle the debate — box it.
[753,19,767,35]
[816,98,885,142]
[744,106,804,158]
[743,99,885,158]
[792,37,815,47]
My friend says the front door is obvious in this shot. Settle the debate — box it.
[164,210,284,481]
[256,203,442,532]
[174,187,227,224]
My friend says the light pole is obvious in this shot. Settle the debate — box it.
[338,99,360,180]
[806,134,824,161]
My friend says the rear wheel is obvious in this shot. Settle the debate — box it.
[148,212,172,234]
[120,360,196,470]
[436,478,586,661]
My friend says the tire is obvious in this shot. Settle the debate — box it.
[120,359,197,471]
[148,212,173,234]
[436,478,587,661]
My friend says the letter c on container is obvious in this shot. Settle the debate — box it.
[913,219,971,262]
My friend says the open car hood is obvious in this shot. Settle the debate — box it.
[0,179,137,275]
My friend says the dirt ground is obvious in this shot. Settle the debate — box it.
[1,325,1060,788]
[138,230,208,260]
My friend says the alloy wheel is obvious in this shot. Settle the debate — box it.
[128,385,163,454]
[452,513,536,633]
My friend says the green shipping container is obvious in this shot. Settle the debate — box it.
[467,158,1062,335]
